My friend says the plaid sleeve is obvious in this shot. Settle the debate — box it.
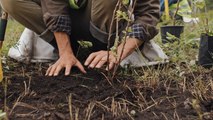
[51,16,72,35]
[127,24,145,41]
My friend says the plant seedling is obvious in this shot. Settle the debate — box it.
[160,0,184,44]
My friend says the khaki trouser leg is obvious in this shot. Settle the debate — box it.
[89,0,126,44]
[0,0,125,46]
[91,0,117,33]
[0,0,54,42]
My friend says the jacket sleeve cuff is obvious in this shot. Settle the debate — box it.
[50,16,72,35]
[127,24,145,41]
[127,23,158,42]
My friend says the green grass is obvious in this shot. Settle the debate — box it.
[2,20,24,55]
[156,10,213,63]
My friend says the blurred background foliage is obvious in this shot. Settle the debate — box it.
[206,0,213,9]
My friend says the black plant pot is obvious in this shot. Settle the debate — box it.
[160,26,184,44]
[198,34,213,68]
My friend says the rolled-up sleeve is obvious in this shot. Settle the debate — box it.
[128,0,160,42]
[41,0,72,35]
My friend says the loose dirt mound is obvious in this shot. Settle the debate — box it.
[0,61,212,120]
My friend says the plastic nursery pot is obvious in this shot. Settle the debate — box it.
[160,26,184,44]
[198,34,213,68]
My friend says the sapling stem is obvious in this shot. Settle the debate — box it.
[68,94,73,120]
[107,1,120,78]
[4,78,7,113]
[173,0,181,26]
[204,3,209,34]
[112,0,137,79]
[106,0,137,80]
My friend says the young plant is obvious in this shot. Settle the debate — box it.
[106,0,136,79]
[192,0,213,36]
[172,0,181,26]
[161,0,183,26]
[160,0,185,44]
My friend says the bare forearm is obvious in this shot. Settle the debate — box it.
[54,32,73,56]
[117,38,143,61]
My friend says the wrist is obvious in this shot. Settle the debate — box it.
[117,38,144,60]
[54,32,74,56]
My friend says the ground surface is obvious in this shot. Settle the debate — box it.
[0,59,213,120]
[1,10,213,120]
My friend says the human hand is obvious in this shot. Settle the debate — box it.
[84,50,119,71]
[47,32,86,76]
[45,51,86,76]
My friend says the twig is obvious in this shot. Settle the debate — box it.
[112,0,137,79]
[4,78,8,113]
[107,1,121,78]
[142,102,158,112]
[68,94,73,120]
[75,108,79,120]
[9,93,25,115]
[161,112,169,120]
[173,0,181,26]
[15,102,37,110]
[95,101,110,111]
[101,72,113,86]
[85,102,95,120]
[174,110,180,120]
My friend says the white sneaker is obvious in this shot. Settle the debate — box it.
[8,28,58,63]
[120,40,169,67]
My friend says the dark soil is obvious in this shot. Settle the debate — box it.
[0,59,213,120]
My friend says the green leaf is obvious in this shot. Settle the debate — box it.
[194,0,206,9]
[166,32,179,41]
[116,10,130,21]
[127,27,132,33]
[122,0,129,5]
[77,41,93,48]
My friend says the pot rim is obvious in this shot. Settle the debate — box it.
[160,25,184,28]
